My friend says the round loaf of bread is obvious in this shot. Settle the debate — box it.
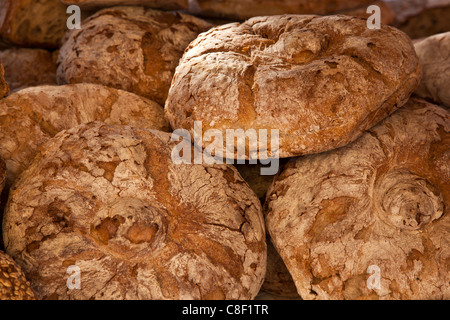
[0,250,36,300]
[0,48,57,92]
[0,84,168,188]
[3,122,266,300]
[187,0,374,20]
[414,32,450,108]
[61,0,188,10]
[0,0,89,48]
[265,98,449,300]
[57,6,212,106]
[166,15,421,159]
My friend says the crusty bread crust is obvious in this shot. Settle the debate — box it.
[0,48,57,92]
[57,6,212,105]
[61,0,188,10]
[165,15,421,159]
[0,250,36,300]
[187,0,374,20]
[414,32,450,108]
[3,122,266,300]
[0,84,168,188]
[265,98,450,300]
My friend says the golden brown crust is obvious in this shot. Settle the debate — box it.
[165,15,421,159]
[3,122,266,300]
[57,6,212,105]
[0,48,57,92]
[0,250,36,300]
[187,0,374,20]
[61,0,188,10]
[0,0,74,48]
[0,84,169,188]
[414,32,450,108]
[0,60,8,98]
[265,98,450,300]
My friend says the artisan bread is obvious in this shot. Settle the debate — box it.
[3,122,266,299]
[57,6,212,105]
[61,0,188,10]
[265,98,450,300]
[187,0,374,20]
[0,48,57,92]
[0,250,36,300]
[0,84,168,188]
[165,15,421,160]
[0,0,74,48]
[0,60,8,98]
[414,32,450,108]
[386,0,450,38]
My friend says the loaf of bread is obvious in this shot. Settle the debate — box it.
[187,0,374,20]
[342,0,396,25]
[3,122,266,299]
[386,0,450,39]
[265,98,449,299]
[0,0,73,48]
[414,32,450,108]
[0,84,168,188]
[57,7,212,105]
[0,250,36,300]
[166,15,421,160]
[61,0,188,10]
[0,48,57,92]
[0,60,8,98]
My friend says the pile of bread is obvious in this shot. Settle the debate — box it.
[0,0,448,300]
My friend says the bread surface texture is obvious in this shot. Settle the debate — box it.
[57,6,212,105]
[3,122,266,300]
[265,98,449,299]
[0,84,168,188]
[165,15,421,159]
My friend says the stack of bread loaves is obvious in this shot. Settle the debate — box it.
[0,0,448,300]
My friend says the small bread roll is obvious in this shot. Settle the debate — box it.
[187,0,374,20]
[0,250,36,300]
[265,98,449,300]
[414,32,450,108]
[0,48,57,92]
[61,0,188,10]
[57,7,212,105]
[3,122,266,300]
[166,15,421,160]
[0,84,169,188]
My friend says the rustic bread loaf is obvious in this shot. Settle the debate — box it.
[0,84,168,188]
[187,0,374,20]
[342,0,396,25]
[165,15,421,160]
[0,48,57,92]
[61,0,188,10]
[0,60,8,98]
[385,0,450,38]
[0,0,73,48]
[0,250,36,300]
[3,122,266,300]
[57,6,212,106]
[265,98,450,300]
[414,32,450,108]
